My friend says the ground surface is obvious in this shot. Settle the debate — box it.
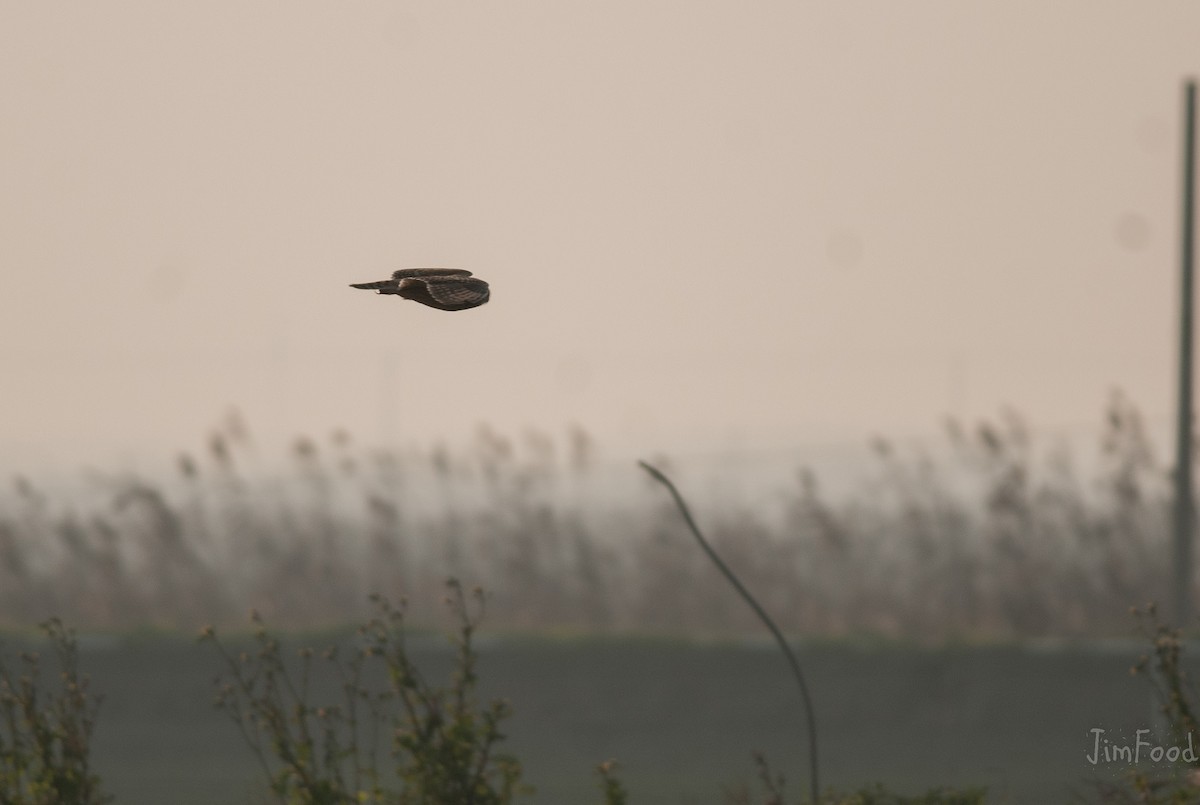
[37,635,1175,803]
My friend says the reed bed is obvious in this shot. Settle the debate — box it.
[0,392,1173,640]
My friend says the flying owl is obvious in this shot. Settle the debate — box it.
[350,268,490,311]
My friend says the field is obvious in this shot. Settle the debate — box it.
[46,634,1165,804]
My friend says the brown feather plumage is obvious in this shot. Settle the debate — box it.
[350,268,490,311]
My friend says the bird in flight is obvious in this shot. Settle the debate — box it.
[350,268,490,311]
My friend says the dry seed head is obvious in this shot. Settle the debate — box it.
[178,453,198,480]
[294,437,317,460]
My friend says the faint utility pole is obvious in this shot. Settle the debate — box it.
[379,349,400,447]
[1174,79,1197,628]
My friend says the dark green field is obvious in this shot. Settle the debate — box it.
[51,635,1169,803]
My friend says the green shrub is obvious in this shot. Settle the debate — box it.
[202,579,529,804]
[0,617,110,805]
[814,784,987,804]
[724,752,986,805]
[594,759,628,805]
[1113,604,1200,803]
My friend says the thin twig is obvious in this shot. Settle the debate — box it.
[639,460,820,803]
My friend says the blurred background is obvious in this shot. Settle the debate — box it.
[1,0,1198,629]
[2,3,1200,801]
[1,4,1200,800]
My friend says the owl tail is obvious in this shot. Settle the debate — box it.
[350,280,399,292]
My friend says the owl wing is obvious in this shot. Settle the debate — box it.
[402,276,490,310]
[391,268,473,280]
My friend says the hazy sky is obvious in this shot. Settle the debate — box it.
[2,3,1199,475]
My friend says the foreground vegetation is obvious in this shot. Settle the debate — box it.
[6,593,1200,803]
[0,619,109,804]
[201,580,526,804]
[0,590,993,803]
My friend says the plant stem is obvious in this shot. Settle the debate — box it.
[639,460,820,803]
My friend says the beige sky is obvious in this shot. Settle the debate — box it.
[1,2,1198,475]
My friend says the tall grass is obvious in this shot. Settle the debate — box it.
[0,392,1174,639]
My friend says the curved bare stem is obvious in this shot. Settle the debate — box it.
[638,459,820,803]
